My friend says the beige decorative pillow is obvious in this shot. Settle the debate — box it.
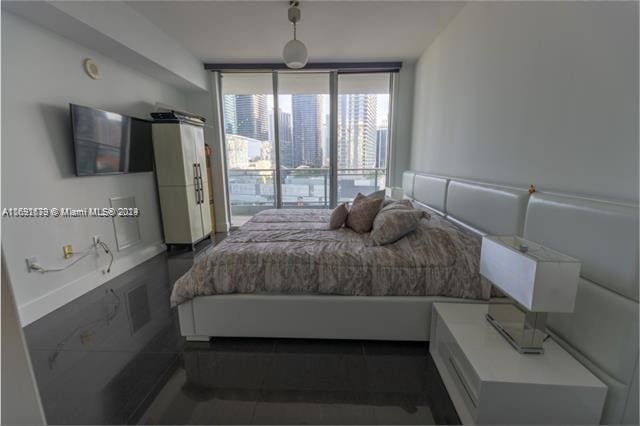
[367,189,386,200]
[381,199,430,220]
[383,198,414,209]
[346,193,384,233]
[371,202,429,245]
[367,189,394,207]
[329,203,349,229]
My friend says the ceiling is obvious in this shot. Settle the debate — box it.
[127,1,464,64]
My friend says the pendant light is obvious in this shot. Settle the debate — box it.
[282,1,308,69]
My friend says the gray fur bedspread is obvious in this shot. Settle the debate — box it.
[170,209,491,306]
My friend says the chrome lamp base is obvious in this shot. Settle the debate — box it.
[486,300,548,355]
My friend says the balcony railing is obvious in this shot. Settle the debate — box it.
[337,168,387,203]
[227,168,386,216]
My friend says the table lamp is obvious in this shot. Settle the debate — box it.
[385,187,404,200]
[480,235,581,354]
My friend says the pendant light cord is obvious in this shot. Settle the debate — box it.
[293,21,297,40]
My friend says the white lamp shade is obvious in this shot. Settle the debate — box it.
[385,187,404,200]
[283,39,308,69]
[480,236,581,313]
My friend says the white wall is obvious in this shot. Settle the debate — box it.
[411,2,638,202]
[1,253,46,425]
[1,12,188,325]
[3,0,208,91]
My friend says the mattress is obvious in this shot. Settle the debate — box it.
[170,208,491,306]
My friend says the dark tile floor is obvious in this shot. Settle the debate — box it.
[139,338,460,425]
[23,233,460,425]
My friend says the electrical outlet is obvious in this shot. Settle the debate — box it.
[93,235,102,245]
[26,257,38,272]
[63,244,73,259]
[79,330,93,346]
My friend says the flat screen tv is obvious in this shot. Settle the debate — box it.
[70,104,154,176]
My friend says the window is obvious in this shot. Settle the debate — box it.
[220,70,395,226]
[221,73,275,226]
[277,73,330,207]
[337,73,391,202]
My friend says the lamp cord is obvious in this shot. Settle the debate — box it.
[30,248,95,273]
[30,240,114,274]
[97,241,114,274]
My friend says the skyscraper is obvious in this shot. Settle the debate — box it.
[376,127,388,168]
[235,94,269,141]
[323,113,330,168]
[223,95,237,134]
[278,110,294,168]
[267,109,294,168]
[337,94,378,169]
[292,95,322,168]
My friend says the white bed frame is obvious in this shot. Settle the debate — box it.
[179,294,494,342]
[178,172,531,342]
[178,170,639,424]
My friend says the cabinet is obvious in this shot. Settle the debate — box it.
[430,303,606,425]
[152,121,211,245]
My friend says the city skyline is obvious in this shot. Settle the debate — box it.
[338,93,378,170]
[292,94,324,168]
[223,93,388,170]
[235,94,269,141]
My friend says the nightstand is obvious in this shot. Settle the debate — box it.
[430,303,607,425]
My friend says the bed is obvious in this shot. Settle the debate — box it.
[171,208,491,306]
[175,171,639,423]
[175,174,530,343]
[173,170,638,424]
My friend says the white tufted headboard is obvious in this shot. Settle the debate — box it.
[405,172,531,236]
[446,180,529,236]
[403,171,639,424]
[402,170,416,199]
[412,174,448,214]
[523,193,638,425]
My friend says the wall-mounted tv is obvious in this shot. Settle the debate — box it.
[70,104,154,176]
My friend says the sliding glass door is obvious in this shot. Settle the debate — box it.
[220,71,394,226]
[337,73,391,202]
[277,73,330,207]
[221,73,275,226]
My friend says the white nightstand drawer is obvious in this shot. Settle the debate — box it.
[434,316,480,409]
[430,303,607,425]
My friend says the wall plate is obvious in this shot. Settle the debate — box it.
[109,196,141,251]
[83,58,101,80]
[62,244,73,259]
